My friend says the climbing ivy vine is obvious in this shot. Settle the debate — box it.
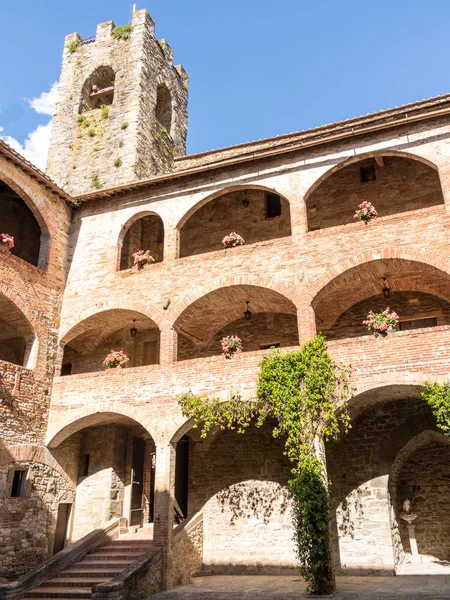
[421,382,450,436]
[178,334,353,595]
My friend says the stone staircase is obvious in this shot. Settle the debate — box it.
[25,532,154,600]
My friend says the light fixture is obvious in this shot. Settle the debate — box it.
[244,301,252,321]
[130,320,137,338]
[382,278,390,299]
[242,191,250,208]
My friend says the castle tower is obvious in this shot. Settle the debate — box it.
[47,9,188,195]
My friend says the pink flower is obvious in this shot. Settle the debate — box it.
[379,323,387,331]
[0,233,14,250]
[222,232,245,248]
[132,250,155,270]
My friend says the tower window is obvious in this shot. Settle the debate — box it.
[155,85,172,133]
[11,469,28,497]
[80,66,115,112]
[265,193,282,219]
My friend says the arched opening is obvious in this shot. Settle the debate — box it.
[60,309,160,374]
[325,384,444,573]
[155,84,172,133]
[79,66,115,113]
[0,293,37,368]
[49,412,155,540]
[179,188,292,258]
[172,419,295,572]
[313,258,450,340]
[119,213,164,270]
[0,179,48,267]
[175,284,298,361]
[389,431,450,572]
[306,155,444,231]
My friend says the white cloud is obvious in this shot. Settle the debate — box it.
[2,122,53,171]
[1,82,57,171]
[28,82,58,116]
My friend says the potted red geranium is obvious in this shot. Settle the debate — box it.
[103,350,129,369]
[221,335,243,358]
[0,233,14,251]
[363,308,399,336]
[132,250,155,270]
[354,201,378,224]
[222,232,245,248]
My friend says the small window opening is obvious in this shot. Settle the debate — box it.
[80,66,115,112]
[360,164,376,183]
[143,341,159,365]
[11,469,28,497]
[260,343,281,350]
[265,193,282,219]
[61,363,72,376]
[155,85,172,133]
[398,317,437,331]
[78,454,90,478]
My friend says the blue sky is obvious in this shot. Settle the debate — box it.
[1,1,450,169]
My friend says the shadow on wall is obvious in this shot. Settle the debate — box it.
[186,421,296,573]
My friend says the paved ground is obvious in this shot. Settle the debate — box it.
[151,574,450,599]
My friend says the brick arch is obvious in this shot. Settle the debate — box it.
[352,372,448,397]
[0,444,74,486]
[0,162,53,269]
[389,429,450,506]
[303,149,440,206]
[0,282,41,338]
[346,374,448,423]
[59,299,170,346]
[117,210,165,271]
[175,184,292,232]
[309,247,450,306]
[170,274,309,328]
[46,402,158,448]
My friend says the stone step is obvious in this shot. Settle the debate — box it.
[112,539,154,545]
[98,543,153,552]
[59,568,122,578]
[45,578,110,587]
[71,560,134,570]
[85,552,141,561]
[26,587,92,599]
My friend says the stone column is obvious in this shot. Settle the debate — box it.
[153,442,176,589]
[159,326,177,366]
[164,227,179,262]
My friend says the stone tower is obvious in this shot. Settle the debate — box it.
[47,9,188,195]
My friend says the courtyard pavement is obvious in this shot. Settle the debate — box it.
[151,574,450,599]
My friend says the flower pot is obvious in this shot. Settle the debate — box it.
[387,329,396,333]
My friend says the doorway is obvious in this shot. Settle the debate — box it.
[53,503,72,554]
[130,437,145,526]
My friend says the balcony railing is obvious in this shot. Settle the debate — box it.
[51,325,450,411]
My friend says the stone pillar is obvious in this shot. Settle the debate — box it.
[159,326,177,366]
[153,442,176,589]
[164,227,178,262]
